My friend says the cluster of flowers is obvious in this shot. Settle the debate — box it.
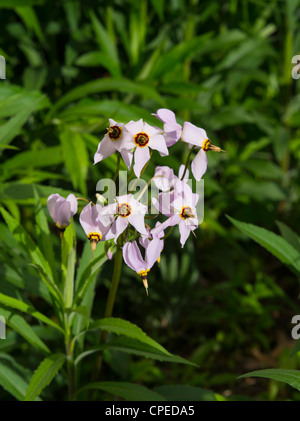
[47,109,223,293]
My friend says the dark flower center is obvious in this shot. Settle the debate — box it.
[118,203,132,218]
[134,132,149,147]
[108,125,122,141]
[180,206,194,220]
[88,232,102,242]
[202,139,211,152]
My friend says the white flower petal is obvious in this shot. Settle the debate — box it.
[181,122,208,147]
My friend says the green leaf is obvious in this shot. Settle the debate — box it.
[61,221,76,308]
[0,293,63,334]
[0,207,63,303]
[0,0,44,7]
[227,216,300,274]
[2,146,63,179]
[148,34,212,79]
[25,353,66,401]
[90,11,121,77]
[0,306,50,354]
[72,242,100,347]
[149,0,164,20]
[0,182,79,204]
[276,221,300,254]
[75,337,196,366]
[15,6,45,43]
[154,385,223,401]
[76,51,119,76]
[235,181,286,202]
[74,241,108,305]
[59,129,88,195]
[59,99,160,126]
[0,88,48,118]
[0,95,48,146]
[239,369,300,392]
[0,260,51,304]
[241,159,283,180]
[0,360,29,400]
[291,339,300,357]
[76,381,166,401]
[51,78,165,114]
[33,187,57,283]
[81,317,173,356]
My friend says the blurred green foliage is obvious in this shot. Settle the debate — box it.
[1,0,300,401]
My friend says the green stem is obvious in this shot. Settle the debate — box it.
[181,145,195,180]
[103,243,123,321]
[162,225,175,240]
[65,316,75,401]
[90,243,123,383]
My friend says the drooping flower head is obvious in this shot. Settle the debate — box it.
[125,119,169,178]
[152,108,182,147]
[79,202,113,254]
[94,119,133,169]
[122,239,161,294]
[47,193,78,233]
[102,194,148,242]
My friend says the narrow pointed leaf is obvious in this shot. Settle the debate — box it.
[76,381,166,401]
[75,337,196,366]
[25,353,66,401]
[0,360,29,400]
[0,306,50,354]
[227,216,300,274]
[0,293,64,334]
[239,369,300,392]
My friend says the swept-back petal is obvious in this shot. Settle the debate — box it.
[181,122,207,147]
[113,216,128,242]
[120,149,133,169]
[123,241,146,273]
[133,146,150,178]
[127,213,148,236]
[179,221,192,248]
[145,238,162,269]
[191,148,207,181]
[94,136,116,164]
[149,134,169,156]
[66,194,78,216]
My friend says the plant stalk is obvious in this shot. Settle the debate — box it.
[90,243,123,384]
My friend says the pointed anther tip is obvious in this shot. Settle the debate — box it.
[208,144,226,153]
[142,277,149,295]
[90,240,97,258]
